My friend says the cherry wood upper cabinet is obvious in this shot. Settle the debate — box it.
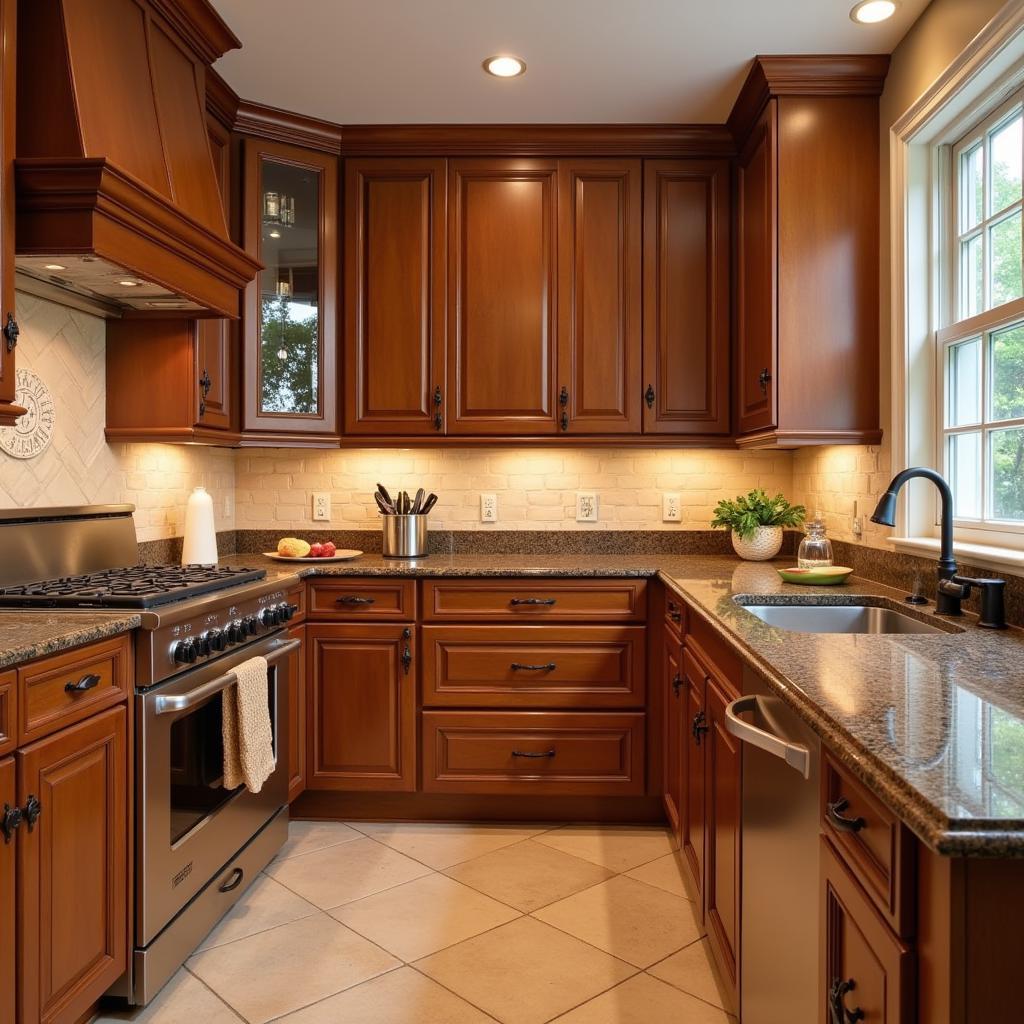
[344,158,447,435]
[0,0,22,427]
[557,159,641,434]
[448,159,558,434]
[643,160,731,435]
[16,706,127,1024]
[241,138,339,442]
[730,57,887,447]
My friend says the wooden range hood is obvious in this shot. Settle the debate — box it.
[13,0,259,318]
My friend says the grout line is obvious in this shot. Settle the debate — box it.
[183,964,250,1023]
[261,963,407,1024]
[404,963,504,1022]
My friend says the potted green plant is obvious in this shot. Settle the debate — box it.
[711,489,806,561]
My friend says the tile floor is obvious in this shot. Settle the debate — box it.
[97,820,737,1024]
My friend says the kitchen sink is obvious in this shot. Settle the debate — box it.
[738,603,952,635]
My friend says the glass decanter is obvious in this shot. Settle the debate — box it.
[797,515,834,569]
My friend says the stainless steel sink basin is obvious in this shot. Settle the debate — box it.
[739,604,950,635]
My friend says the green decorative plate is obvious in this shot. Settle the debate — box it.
[777,566,853,586]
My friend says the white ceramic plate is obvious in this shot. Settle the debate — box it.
[263,550,363,563]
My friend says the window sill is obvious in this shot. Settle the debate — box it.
[890,536,1024,577]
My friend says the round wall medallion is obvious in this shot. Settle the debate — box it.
[0,368,55,459]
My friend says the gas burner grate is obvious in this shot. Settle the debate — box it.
[0,564,266,609]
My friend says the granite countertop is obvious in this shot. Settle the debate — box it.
[0,610,141,670]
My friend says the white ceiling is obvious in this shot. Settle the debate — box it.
[210,0,928,125]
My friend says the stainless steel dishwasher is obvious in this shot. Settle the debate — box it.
[725,667,821,1024]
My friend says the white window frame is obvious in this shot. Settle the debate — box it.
[890,2,1024,574]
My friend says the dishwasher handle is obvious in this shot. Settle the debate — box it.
[724,694,811,779]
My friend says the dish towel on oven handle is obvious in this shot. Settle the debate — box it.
[222,655,275,793]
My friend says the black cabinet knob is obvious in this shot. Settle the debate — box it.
[1,803,21,844]
[23,795,42,830]
[4,313,19,352]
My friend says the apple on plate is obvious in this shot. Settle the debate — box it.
[321,541,336,557]
[309,542,324,558]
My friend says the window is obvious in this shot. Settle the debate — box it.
[940,94,1024,535]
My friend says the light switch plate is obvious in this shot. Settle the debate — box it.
[663,493,681,522]
[576,492,599,523]
[312,492,331,521]
[480,493,498,522]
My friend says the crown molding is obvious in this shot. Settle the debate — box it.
[728,54,890,143]
[147,0,241,64]
[205,67,239,131]
[234,101,343,155]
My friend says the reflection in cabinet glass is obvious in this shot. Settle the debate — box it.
[259,160,321,417]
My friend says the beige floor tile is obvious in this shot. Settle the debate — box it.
[274,819,362,861]
[415,916,636,1024]
[265,836,431,908]
[94,969,241,1023]
[352,821,547,869]
[623,853,691,899]
[444,838,614,912]
[275,966,494,1023]
[550,972,733,1023]
[533,875,700,968]
[649,939,730,1010]
[196,874,317,951]
[187,914,398,1024]
[534,825,678,873]
[331,873,520,960]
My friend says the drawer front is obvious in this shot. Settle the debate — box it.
[0,671,14,757]
[422,579,647,623]
[422,626,646,708]
[822,752,914,937]
[422,710,645,795]
[308,578,416,621]
[18,634,131,745]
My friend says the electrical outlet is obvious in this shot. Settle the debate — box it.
[576,492,599,523]
[312,492,331,522]
[480,493,498,523]
[223,494,233,519]
[663,493,681,522]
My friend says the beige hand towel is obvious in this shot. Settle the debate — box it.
[222,655,275,793]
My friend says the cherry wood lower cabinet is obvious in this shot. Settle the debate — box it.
[286,623,306,803]
[1,755,14,1024]
[17,705,128,1024]
[662,631,683,842]
[307,624,416,792]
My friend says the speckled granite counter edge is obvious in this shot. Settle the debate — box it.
[0,613,141,670]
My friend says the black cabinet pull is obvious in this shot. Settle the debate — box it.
[512,749,556,759]
[337,596,375,605]
[1,803,21,844]
[510,662,556,672]
[828,978,864,1024]
[433,385,443,431]
[667,601,682,624]
[402,645,412,675]
[509,597,556,606]
[199,368,212,417]
[559,386,569,432]
[672,672,681,697]
[65,673,101,694]
[826,797,867,834]
[219,867,244,893]
[4,313,19,352]
[23,795,41,830]
[758,367,772,394]
[644,384,655,409]
[692,710,709,745]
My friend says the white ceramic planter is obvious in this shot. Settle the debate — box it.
[731,525,784,561]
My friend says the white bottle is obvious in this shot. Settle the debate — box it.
[182,486,218,565]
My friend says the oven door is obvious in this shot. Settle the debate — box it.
[136,633,294,946]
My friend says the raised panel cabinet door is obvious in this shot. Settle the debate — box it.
[736,102,778,436]
[682,655,706,910]
[307,624,416,791]
[344,158,447,435]
[556,159,641,434]
[704,675,741,1004]
[0,0,21,427]
[287,623,306,803]
[642,159,731,435]
[1,756,14,1024]
[16,706,128,1024]
[662,635,683,843]
[196,113,234,431]
[448,159,558,434]
[821,837,914,1024]
[242,138,339,437]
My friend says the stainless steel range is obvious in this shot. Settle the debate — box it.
[0,505,296,1005]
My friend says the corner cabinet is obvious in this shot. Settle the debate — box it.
[0,0,22,427]
[241,138,339,443]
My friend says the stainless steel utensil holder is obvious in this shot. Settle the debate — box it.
[381,514,428,558]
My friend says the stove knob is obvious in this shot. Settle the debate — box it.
[195,633,211,657]
[281,603,299,622]
[260,607,279,627]
[206,628,226,652]
[242,615,259,636]
[227,621,244,644]
[172,639,197,664]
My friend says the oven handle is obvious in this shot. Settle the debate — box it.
[153,638,300,716]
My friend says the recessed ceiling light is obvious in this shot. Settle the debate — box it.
[850,0,897,23]
[119,279,140,287]
[269,229,281,238]
[483,55,526,78]
[44,263,66,271]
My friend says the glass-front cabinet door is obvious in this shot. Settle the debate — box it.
[242,138,338,438]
